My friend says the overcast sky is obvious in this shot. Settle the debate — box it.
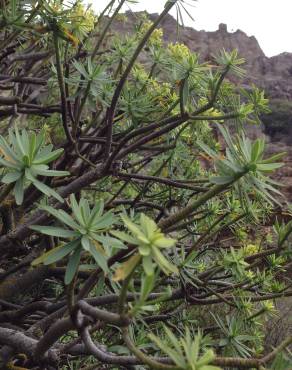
[91,0,292,57]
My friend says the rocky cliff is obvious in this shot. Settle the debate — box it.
[115,12,292,100]
[155,15,292,101]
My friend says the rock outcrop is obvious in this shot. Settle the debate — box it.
[115,12,292,101]
[156,13,292,100]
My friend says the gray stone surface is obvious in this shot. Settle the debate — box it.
[114,12,292,99]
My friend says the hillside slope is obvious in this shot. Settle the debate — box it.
[115,12,292,101]
[113,12,292,200]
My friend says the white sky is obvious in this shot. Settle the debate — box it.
[91,0,292,57]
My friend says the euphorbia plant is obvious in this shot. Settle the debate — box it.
[30,195,122,284]
[0,127,69,204]
[149,327,221,370]
[112,213,178,278]
[0,1,292,369]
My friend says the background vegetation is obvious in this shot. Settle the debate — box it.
[0,1,292,369]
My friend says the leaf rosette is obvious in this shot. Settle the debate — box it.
[0,127,69,204]
[112,213,178,278]
[30,195,122,284]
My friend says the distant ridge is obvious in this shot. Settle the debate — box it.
[113,12,292,100]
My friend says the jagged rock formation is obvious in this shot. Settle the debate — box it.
[155,15,292,101]
[114,12,292,100]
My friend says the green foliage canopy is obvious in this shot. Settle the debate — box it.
[0,1,291,369]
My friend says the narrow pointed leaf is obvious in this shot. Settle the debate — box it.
[30,225,78,238]
[2,171,21,183]
[65,247,82,285]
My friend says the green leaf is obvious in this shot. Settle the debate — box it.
[45,239,80,265]
[154,236,176,249]
[32,245,66,266]
[65,247,82,285]
[136,233,150,245]
[182,78,189,108]
[70,194,86,227]
[250,139,261,162]
[196,349,216,367]
[2,171,21,184]
[138,243,151,256]
[197,140,218,159]
[21,129,30,154]
[210,176,234,185]
[14,177,24,205]
[14,126,26,156]
[0,136,20,163]
[217,125,235,153]
[92,211,115,230]
[33,148,64,164]
[31,244,76,266]
[35,129,45,152]
[81,235,91,251]
[73,59,90,79]
[24,167,36,182]
[31,177,63,203]
[9,129,21,156]
[140,213,157,238]
[89,242,108,273]
[29,225,78,238]
[22,155,30,167]
[182,249,198,267]
[33,168,70,177]
[260,152,286,164]
[28,131,36,162]
[80,198,90,224]
[163,325,184,359]
[121,214,145,239]
[88,199,104,226]
[140,273,155,301]
[152,247,178,275]
[110,230,138,245]
[221,158,243,173]
[148,332,185,368]
[40,205,81,231]
[91,233,126,249]
[0,157,20,170]
[142,255,154,276]
[256,163,283,172]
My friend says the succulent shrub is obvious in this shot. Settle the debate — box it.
[0,127,69,204]
[112,213,178,277]
[149,327,221,370]
[30,195,123,284]
[0,1,291,370]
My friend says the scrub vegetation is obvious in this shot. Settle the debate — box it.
[0,1,291,369]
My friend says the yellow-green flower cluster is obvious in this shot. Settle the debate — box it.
[138,20,163,46]
[150,80,177,107]
[242,243,260,257]
[245,269,255,280]
[197,97,223,121]
[168,42,191,61]
[70,2,96,36]
[262,300,277,314]
[132,64,149,83]
[132,64,177,108]
[181,120,212,145]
